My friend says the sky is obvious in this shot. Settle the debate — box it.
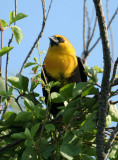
[0,0,118,102]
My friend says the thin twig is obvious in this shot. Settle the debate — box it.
[0,139,24,153]
[2,0,17,119]
[1,98,11,120]
[86,16,97,50]
[88,7,118,54]
[14,95,23,112]
[19,0,53,74]
[46,0,53,21]
[110,57,118,87]
[86,6,91,50]
[110,101,118,105]
[93,0,111,159]
[111,78,118,87]
[106,0,115,73]
[105,123,118,159]
[83,0,87,51]
[0,22,3,113]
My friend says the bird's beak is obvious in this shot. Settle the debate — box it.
[49,36,59,46]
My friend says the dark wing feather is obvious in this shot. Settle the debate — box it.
[77,57,87,82]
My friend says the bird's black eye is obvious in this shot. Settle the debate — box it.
[56,37,65,43]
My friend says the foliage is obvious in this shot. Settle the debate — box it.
[0,10,118,160]
[0,50,118,160]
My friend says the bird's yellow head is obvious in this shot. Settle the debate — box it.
[44,35,78,79]
[47,35,76,56]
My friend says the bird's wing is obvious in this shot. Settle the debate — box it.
[77,57,87,82]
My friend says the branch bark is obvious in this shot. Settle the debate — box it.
[105,123,118,159]
[19,0,53,74]
[83,7,118,60]
[93,0,111,159]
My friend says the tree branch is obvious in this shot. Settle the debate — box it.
[19,0,53,74]
[86,16,97,51]
[93,0,111,159]
[0,139,24,153]
[110,57,118,87]
[83,0,87,51]
[106,0,115,73]
[105,123,118,160]
[87,7,118,56]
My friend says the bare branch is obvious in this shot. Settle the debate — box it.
[86,16,97,50]
[2,0,18,120]
[111,78,118,87]
[0,139,24,153]
[88,7,118,55]
[105,123,118,159]
[110,57,118,86]
[93,0,111,159]
[106,0,115,72]
[86,7,91,50]
[6,0,17,91]
[83,0,87,51]
[19,0,53,74]
[46,0,53,21]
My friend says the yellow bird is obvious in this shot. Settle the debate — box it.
[41,35,87,116]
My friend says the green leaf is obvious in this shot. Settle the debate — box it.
[10,13,28,25]
[82,144,96,156]
[0,77,5,92]
[50,81,61,88]
[9,11,15,25]
[106,115,111,127]
[4,111,16,120]
[24,62,37,68]
[93,66,103,73]
[21,146,36,160]
[115,74,118,78]
[62,132,74,144]
[30,74,41,92]
[15,111,32,122]
[42,144,54,158]
[39,50,46,54]
[59,83,75,100]
[4,111,17,125]
[73,82,92,98]
[45,124,55,131]
[81,85,98,97]
[24,98,34,111]
[31,123,40,138]
[19,74,29,92]
[80,112,97,131]
[0,91,11,97]
[11,26,23,44]
[8,76,22,89]
[11,132,26,139]
[109,104,118,122]
[60,144,81,160]
[87,68,98,83]
[24,128,31,139]
[109,143,118,159]
[0,19,8,27]
[51,92,65,103]
[32,65,39,73]
[63,99,79,122]
[34,57,38,63]
[0,46,14,57]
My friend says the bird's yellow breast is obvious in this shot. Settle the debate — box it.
[44,44,78,79]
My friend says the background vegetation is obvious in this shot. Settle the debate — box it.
[0,0,118,160]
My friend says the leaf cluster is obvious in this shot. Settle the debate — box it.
[0,61,118,160]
